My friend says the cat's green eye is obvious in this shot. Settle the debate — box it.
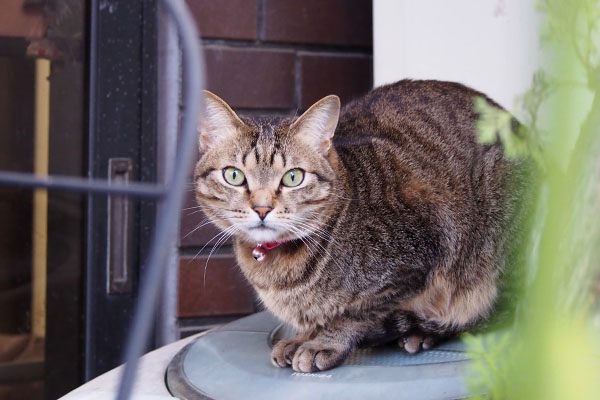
[223,167,246,186]
[281,168,305,187]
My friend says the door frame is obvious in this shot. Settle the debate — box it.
[84,0,158,381]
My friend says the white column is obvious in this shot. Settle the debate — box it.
[374,0,540,109]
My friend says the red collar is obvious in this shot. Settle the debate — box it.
[252,241,287,261]
[260,241,286,250]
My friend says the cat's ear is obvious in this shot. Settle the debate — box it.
[198,91,244,152]
[290,95,341,154]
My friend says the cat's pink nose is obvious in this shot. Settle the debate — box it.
[252,206,273,220]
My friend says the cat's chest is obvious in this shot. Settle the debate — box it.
[255,286,346,331]
[234,242,348,329]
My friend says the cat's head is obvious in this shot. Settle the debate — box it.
[194,91,341,244]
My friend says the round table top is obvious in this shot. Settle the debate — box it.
[166,312,472,400]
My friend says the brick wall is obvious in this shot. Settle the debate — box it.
[178,0,372,334]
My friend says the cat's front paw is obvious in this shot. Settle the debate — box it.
[271,339,303,368]
[291,341,350,372]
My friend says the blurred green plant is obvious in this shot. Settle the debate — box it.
[468,0,600,399]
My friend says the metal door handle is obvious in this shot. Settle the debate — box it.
[107,158,133,294]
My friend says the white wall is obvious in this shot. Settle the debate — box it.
[373,0,540,109]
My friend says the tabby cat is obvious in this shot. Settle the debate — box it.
[194,80,524,373]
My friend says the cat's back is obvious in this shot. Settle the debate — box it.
[333,79,508,189]
[336,79,498,143]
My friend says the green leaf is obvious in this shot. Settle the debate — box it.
[474,97,530,159]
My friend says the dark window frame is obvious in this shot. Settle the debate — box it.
[84,0,158,382]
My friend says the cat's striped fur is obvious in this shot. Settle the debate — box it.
[194,80,526,372]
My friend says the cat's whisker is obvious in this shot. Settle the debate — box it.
[182,205,214,216]
[185,204,234,217]
[304,235,346,275]
[186,209,207,216]
[188,224,237,264]
[284,228,318,261]
[275,221,319,261]
[326,190,359,201]
[277,218,337,248]
[297,215,336,231]
[202,224,240,288]
[284,218,346,265]
[304,233,345,275]
[291,213,334,230]
[288,220,335,244]
[182,218,216,239]
[182,205,204,211]
[282,215,339,244]
[278,220,346,275]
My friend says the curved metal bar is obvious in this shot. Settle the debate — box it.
[115,0,204,399]
[0,171,166,198]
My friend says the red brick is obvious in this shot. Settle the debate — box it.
[0,0,46,39]
[204,46,295,109]
[262,0,372,47]
[178,256,255,317]
[180,190,231,248]
[186,0,258,40]
[299,53,372,109]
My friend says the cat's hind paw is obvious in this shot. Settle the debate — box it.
[399,334,437,354]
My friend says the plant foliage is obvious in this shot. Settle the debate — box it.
[468,1,600,398]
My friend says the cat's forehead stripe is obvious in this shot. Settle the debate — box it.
[242,149,254,168]
[271,153,285,170]
[238,118,289,176]
[254,122,281,169]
